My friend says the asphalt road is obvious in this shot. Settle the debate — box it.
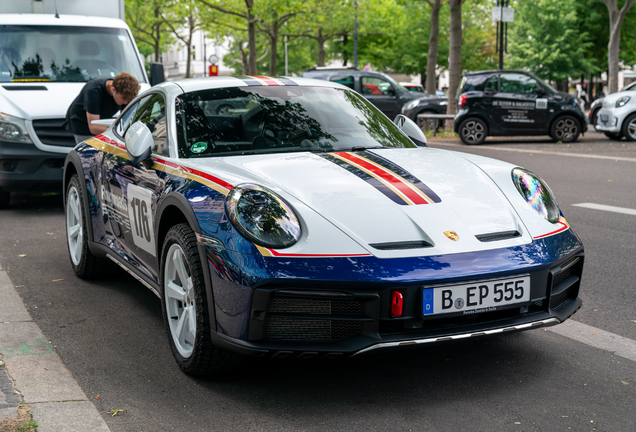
[1,130,635,431]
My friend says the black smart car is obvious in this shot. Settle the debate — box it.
[302,67,426,120]
[454,70,587,145]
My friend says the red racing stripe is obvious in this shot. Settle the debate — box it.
[334,152,429,205]
[532,221,569,239]
[267,249,371,257]
[250,75,280,86]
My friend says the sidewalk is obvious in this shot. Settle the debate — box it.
[0,266,110,432]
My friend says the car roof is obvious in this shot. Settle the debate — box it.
[464,70,533,76]
[0,14,130,28]
[153,76,348,95]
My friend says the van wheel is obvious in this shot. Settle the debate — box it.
[621,114,636,141]
[550,115,580,143]
[459,118,487,145]
[604,131,623,140]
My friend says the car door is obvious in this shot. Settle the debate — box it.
[360,75,400,120]
[329,75,355,91]
[104,93,169,281]
[492,73,548,133]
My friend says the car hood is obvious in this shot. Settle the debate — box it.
[602,91,632,106]
[184,147,532,257]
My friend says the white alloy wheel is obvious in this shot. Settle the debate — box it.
[66,186,83,266]
[164,243,197,358]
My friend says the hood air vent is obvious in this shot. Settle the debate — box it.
[475,230,521,242]
[2,85,48,91]
[369,240,433,250]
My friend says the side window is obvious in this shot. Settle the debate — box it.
[500,73,541,95]
[361,76,395,96]
[485,75,499,92]
[127,94,168,156]
[330,76,354,90]
[115,96,149,137]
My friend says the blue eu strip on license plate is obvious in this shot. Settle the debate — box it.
[422,288,434,315]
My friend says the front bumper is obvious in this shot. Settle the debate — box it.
[207,232,585,359]
[595,107,628,133]
[0,140,66,192]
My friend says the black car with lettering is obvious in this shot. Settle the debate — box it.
[302,67,426,121]
[454,70,587,145]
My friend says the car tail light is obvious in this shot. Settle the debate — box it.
[458,94,467,107]
[390,291,403,317]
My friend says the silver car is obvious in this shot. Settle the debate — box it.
[595,89,636,140]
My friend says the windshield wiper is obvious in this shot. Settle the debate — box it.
[350,146,383,152]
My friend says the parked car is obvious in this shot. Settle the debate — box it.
[401,94,449,128]
[64,75,584,376]
[595,89,636,140]
[454,70,587,145]
[302,67,426,120]
[588,80,636,137]
[400,82,424,92]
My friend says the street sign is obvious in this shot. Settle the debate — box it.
[208,54,219,64]
[492,6,514,23]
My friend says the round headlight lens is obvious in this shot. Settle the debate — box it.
[511,168,560,223]
[226,184,301,249]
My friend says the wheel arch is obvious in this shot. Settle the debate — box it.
[63,152,95,242]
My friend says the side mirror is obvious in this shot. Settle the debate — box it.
[125,121,154,168]
[91,118,116,128]
[394,114,427,147]
[483,88,496,96]
[150,62,165,86]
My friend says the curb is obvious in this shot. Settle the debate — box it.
[0,267,110,432]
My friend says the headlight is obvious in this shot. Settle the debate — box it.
[0,113,33,144]
[616,96,631,108]
[226,184,301,249]
[404,99,421,111]
[511,168,560,223]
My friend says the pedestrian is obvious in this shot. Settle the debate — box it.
[65,71,140,144]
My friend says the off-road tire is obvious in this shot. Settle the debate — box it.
[160,223,243,377]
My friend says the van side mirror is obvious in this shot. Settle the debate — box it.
[394,114,427,147]
[150,62,165,86]
[125,121,154,168]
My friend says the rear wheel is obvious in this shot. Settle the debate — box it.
[160,224,242,376]
[621,113,636,141]
[604,131,623,141]
[0,188,10,209]
[459,118,487,145]
[550,115,580,143]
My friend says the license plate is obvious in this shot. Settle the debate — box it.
[600,114,608,122]
[422,275,531,317]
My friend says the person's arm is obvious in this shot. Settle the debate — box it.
[86,112,108,135]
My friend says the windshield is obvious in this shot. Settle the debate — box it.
[0,25,146,83]
[175,86,416,158]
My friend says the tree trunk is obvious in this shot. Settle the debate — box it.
[154,7,161,62]
[317,28,326,66]
[445,0,463,128]
[268,12,279,76]
[603,0,635,93]
[426,0,442,95]
[246,0,257,75]
[239,40,249,75]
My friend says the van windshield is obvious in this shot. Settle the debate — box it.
[0,25,146,83]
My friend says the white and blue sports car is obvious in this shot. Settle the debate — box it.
[63,76,584,376]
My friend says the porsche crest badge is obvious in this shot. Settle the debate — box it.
[444,231,459,241]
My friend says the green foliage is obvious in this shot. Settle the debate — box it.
[462,0,497,72]
[508,0,594,82]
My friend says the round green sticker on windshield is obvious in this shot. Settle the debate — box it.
[191,142,207,154]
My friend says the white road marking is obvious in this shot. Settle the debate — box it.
[547,320,636,363]
[430,141,636,162]
[572,202,636,216]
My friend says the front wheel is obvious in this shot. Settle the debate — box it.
[550,115,580,143]
[66,174,104,278]
[621,113,636,141]
[160,224,242,376]
[458,118,487,145]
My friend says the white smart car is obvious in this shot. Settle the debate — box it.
[595,88,636,140]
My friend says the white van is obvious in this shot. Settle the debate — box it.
[0,1,151,207]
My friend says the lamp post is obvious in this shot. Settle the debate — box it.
[353,0,358,69]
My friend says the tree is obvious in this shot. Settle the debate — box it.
[163,0,204,78]
[601,0,636,93]
[508,0,593,88]
[126,0,174,62]
[425,0,443,95]
[445,0,465,126]
[257,1,304,75]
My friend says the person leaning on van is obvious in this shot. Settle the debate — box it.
[65,72,140,144]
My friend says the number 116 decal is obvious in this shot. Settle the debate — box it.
[127,184,156,256]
